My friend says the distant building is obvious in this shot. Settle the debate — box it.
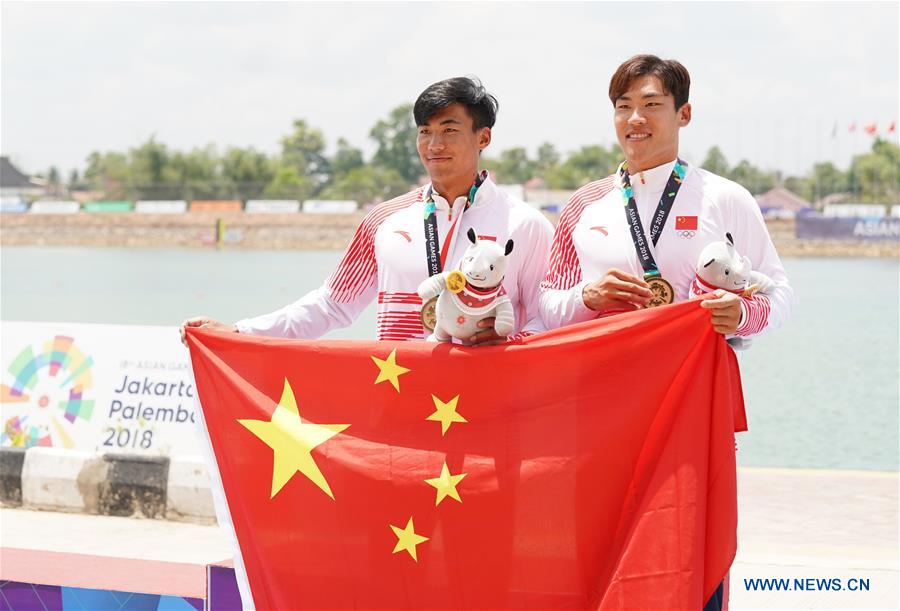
[496,183,525,203]
[814,192,851,209]
[0,156,45,201]
[755,187,813,219]
[823,203,888,219]
[524,188,575,213]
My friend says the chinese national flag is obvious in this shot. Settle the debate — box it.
[676,215,699,230]
[187,301,743,609]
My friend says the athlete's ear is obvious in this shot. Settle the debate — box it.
[504,239,514,256]
[677,103,692,127]
[703,259,715,268]
[726,232,734,245]
[467,228,477,244]
[478,127,491,152]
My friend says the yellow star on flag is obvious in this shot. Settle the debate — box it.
[371,349,410,392]
[427,394,467,436]
[390,517,429,561]
[238,378,349,500]
[425,461,467,506]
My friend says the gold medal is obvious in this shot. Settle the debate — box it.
[446,270,466,294]
[420,296,438,331]
[646,276,674,308]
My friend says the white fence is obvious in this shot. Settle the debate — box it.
[135,200,188,214]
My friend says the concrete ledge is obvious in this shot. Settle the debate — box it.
[1,447,215,522]
[21,447,107,512]
[99,453,169,518]
[166,455,215,521]
[0,447,26,505]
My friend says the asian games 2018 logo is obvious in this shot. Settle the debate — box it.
[1,335,95,448]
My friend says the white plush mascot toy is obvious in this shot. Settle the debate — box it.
[417,228,515,344]
[692,232,774,298]
[691,232,774,349]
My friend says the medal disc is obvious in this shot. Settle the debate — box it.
[446,270,466,294]
[420,296,438,331]
[646,276,674,308]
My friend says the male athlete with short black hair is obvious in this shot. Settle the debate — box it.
[539,54,794,611]
[183,77,553,345]
[540,54,792,339]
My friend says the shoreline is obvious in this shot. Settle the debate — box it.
[1,214,897,257]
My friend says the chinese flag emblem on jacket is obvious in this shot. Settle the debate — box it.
[186,301,744,609]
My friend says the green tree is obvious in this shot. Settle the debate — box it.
[535,142,560,178]
[84,151,131,199]
[701,146,730,175]
[130,137,169,187]
[807,162,848,202]
[848,138,900,205]
[727,160,776,195]
[46,166,61,196]
[264,164,315,201]
[165,146,223,200]
[280,119,331,189]
[370,104,420,183]
[783,175,813,202]
[222,147,274,200]
[319,165,409,205]
[332,138,365,178]
[545,145,620,189]
[490,147,535,184]
[68,169,80,189]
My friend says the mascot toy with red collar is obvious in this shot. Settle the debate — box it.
[691,232,774,349]
[417,228,515,344]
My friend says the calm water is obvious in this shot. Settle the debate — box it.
[2,247,897,472]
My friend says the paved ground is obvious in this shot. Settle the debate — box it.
[2,467,897,609]
[730,467,898,610]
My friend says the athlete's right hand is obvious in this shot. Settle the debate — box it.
[582,269,653,313]
[180,317,238,347]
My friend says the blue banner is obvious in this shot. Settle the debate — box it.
[796,215,900,241]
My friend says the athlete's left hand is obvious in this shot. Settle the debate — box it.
[699,290,743,334]
[469,317,507,346]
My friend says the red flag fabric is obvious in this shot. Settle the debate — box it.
[888,121,896,134]
[187,301,743,610]
[675,215,699,230]
[864,122,878,136]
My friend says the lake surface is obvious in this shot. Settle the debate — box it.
[2,247,897,472]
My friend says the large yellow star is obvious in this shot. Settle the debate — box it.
[424,461,467,506]
[390,517,429,562]
[426,394,467,436]
[371,349,410,392]
[238,378,349,500]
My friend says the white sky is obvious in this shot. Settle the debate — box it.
[2,1,897,179]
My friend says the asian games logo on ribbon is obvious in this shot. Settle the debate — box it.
[1,335,95,448]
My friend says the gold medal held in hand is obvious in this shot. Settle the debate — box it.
[420,296,438,331]
[646,276,674,307]
[445,270,466,294]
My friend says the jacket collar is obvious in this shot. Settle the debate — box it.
[425,170,495,211]
[616,159,682,194]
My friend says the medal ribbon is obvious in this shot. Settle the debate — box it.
[423,171,485,276]
[618,159,686,278]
